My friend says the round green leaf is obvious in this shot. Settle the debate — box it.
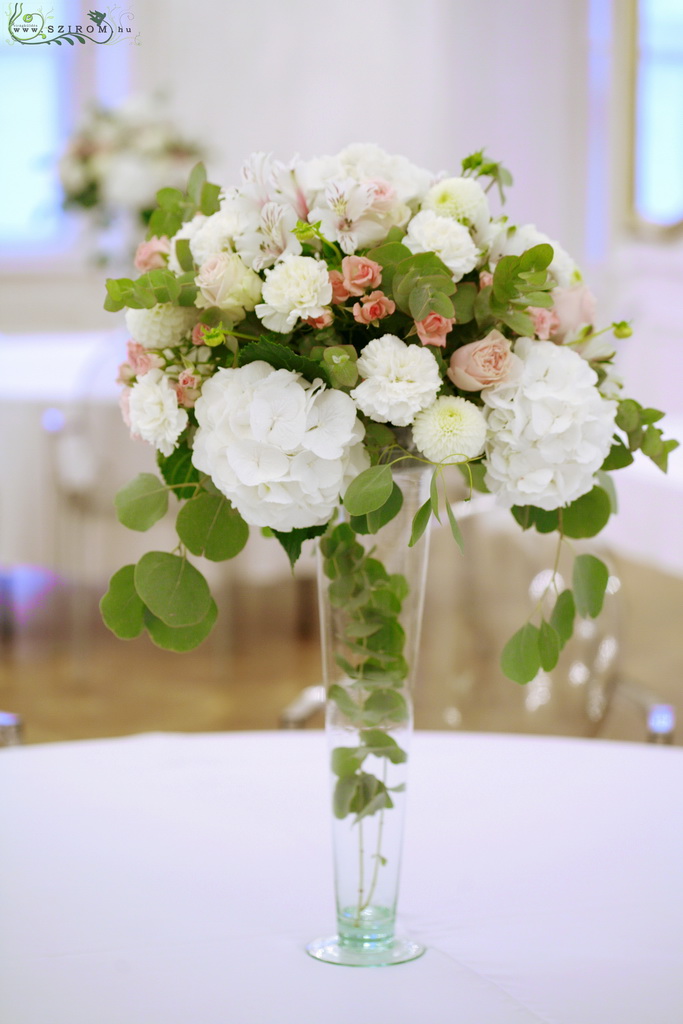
[134,552,211,627]
[538,620,561,672]
[562,486,611,539]
[343,464,393,516]
[115,474,168,531]
[176,493,249,561]
[351,482,404,535]
[100,565,145,639]
[572,554,609,619]
[144,599,217,652]
[500,623,541,684]
[550,590,576,648]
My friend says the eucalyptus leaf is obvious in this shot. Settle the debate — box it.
[573,554,609,619]
[550,590,575,648]
[500,623,541,684]
[408,498,431,548]
[134,552,211,627]
[176,493,249,561]
[100,565,145,640]
[343,464,393,516]
[144,599,218,652]
[115,474,168,531]
[538,620,561,672]
[562,486,611,539]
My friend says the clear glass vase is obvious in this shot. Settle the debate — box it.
[306,456,431,966]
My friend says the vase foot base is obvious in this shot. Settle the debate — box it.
[306,935,426,967]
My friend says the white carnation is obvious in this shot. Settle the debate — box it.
[422,177,490,234]
[125,303,198,349]
[481,338,617,510]
[128,368,188,457]
[412,396,487,463]
[488,223,579,287]
[192,363,369,531]
[255,254,332,333]
[404,210,480,281]
[335,143,433,207]
[350,335,441,427]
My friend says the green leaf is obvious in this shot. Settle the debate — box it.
[562,486,611,539]
[497,308,535,336]
[500,623,541,684]
[100,565,145,640]
[451,282,477,323]
[331,747,364,778]
[550,590,575,648]
[445,497,464,552]
[511,505,559,534]
[343,464,393,516]
[428,291,456,318]
[239,338,330,385]
[134,552,212,627]
[176,493,249,561]
[359,728,407,764]
[408,498,432,547]
[601,437,634,471]
[429,471,441,523]
[333,775,360,819]
[174,238,195,273]
[616,399,641,433]
[351,482,404,534]
[538,620,561,672]
[156,187,185,208]
[363,688,409,724]
[272,524,327,567]
[200,181,222,216]
[144,599,218,652]
[114,474,168,531]
[328,684,362,722]
[186,162,207,206]
[518,243,554,271]
[573,554,609,618]
[157,446,201,500]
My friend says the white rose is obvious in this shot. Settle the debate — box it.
[128,368,188,457]
[421,177,490,235]
[404,210,480,281]
[488,223,579,288]
[195,252,262,321]
[255,254,332,333]
[125,303,198,349]
[350,335,442,427]
[481,338,617,510]
[191,363,369,531]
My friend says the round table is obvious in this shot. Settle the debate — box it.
[1,730,681,1023]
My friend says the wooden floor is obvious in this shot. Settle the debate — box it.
[2,523,682,746]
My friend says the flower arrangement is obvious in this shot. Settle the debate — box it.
[59,96,204,246]
[102,143,677,684]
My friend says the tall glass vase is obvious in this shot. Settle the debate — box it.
[307,456,431,966]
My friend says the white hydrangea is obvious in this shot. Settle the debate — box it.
[487,223,579,288]
[404,210,480,281]
[421,177,490,234]
[255,254,332,333]
[335,143,433,208]
[350,335,441,427]
[412,396,487,463]
[190,197,248,265]
[192,362,369,531]
[167,213,207,273]
[481,338,617,510]
[128,368,188,457]
[125,303,198,349]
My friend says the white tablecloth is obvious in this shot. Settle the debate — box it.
[1,731,681,1023]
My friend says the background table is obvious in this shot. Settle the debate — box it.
[1,731,681,1023]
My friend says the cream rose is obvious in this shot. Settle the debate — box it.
[195,252,262,321]
[448,330,521,391]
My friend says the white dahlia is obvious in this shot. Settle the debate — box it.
[125,303,198,349]
[350,335,441,427]
[128,368,188,457]
[255,254,332,333]
[421,177,490,234]
[481,338,617,510]
[412,396,487,463]
[191,362,369,531]
[404,210,480,281]
[487,223,579,288]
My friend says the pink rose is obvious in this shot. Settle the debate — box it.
[415,312,456,348]
[479,271,494,290]
[352,291,395,325]
[329,270,350,304]
[192,323,210,346]
[125,340,162,376]
[528,306,560,341]
[119,388,132,429]
[550,285,597,342]
[448,330,520,391]
[134,236,171,272]
[174,372,201,408]
[304,310,334,329]
[341,255,382,296]
[367,179,398,213]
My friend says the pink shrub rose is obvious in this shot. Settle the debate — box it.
[479,270,494,290]
[304,310,334,329]
[352,291,395,325]
[528,306,560,341]
[328,270,350,304]
[341,255,382,296]
[415,312,456,347]
[448,330,521,391]
[174,370,201,408]
[550,285,597,342]
[367,179,398,213]
[125,340,162,376]
[134,236,171,272]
